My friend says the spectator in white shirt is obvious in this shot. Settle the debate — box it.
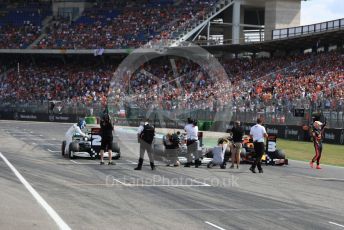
[184,118,200,168]
[249,118,268,173]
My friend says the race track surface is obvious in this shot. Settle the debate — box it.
[0,120,343,230]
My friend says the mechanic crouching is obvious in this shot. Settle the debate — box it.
[65,120,88,154]
[163,132,180,167]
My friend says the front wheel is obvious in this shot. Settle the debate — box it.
[61,141,66,156]
[69,142,79,159]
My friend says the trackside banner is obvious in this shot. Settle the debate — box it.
[0,111,78,123]
[223,121,344,145]
[0,113,343,145]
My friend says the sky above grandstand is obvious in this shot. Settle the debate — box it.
[301,0,344,25]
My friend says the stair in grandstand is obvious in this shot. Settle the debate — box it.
[172,0,235,45]
[28,15,53,49]
[173,0,183,6]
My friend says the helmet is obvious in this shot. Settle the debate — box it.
[103,113,110,121]
[78,120,86,129]
[313,121,323,130]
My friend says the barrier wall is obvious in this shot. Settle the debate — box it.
[223,121,344,145]
[1,111,343,145]
[0,111,78,123]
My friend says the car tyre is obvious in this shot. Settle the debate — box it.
[269,149,285,159]
[207,162,214,168]
[69,142,79,159]
[61,141,66,156]
[154,144,165,156]
[112,142,120,153]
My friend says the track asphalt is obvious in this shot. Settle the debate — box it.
[0,120,343,230]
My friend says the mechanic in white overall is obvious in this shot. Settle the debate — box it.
[65,120,87,154]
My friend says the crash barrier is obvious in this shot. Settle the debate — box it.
[224,122,344,145]
[114,119,344,145]
[1,101,343,128]
[1,111,343,145]
[0,111,79,123]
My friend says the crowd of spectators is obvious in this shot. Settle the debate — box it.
[1,0,220,49]
[230,51,344,113]
[0,1,50,49]
[0,24,41,49]
[112,51,343,113]
[1,50,342,115]
[0,57,116,108]
[111,57,230,112]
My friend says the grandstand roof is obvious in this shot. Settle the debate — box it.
[206,29,344,54]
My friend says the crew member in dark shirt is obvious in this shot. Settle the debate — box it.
[230,121,244,169]
[99,114,115,165]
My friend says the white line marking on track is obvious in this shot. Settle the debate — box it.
[111,179,211,187]
[191,179,211,187]
[113,178,128,186]
[68,160,143,165]
[0,152,71,230]
[329,221,344,228]
[11,134,36,136]
[301,176,344,182]
[47,149,60,153]
[112,183,211,187]
[126,160,136,164]
[21,138,56,141]
[288,159,344,169]
[120,138,139,141]
[205,221,226,230]
[69,160,164,166]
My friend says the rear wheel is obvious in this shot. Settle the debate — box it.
[69,142,79,159]
[276,149,286,159]
[240,147,247,158]
[61,141,66,156]
[112,142,120,153]
[207,162,214,168]
[154,144,165,156]
[269,149,285,159]
[205,148,213,158]
[111,142,121,160]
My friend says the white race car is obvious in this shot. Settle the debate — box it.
[61,126,120,159]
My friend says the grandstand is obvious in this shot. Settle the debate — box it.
[0,0,317,50]
[0,0,343,133]
[1,3,344,230]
